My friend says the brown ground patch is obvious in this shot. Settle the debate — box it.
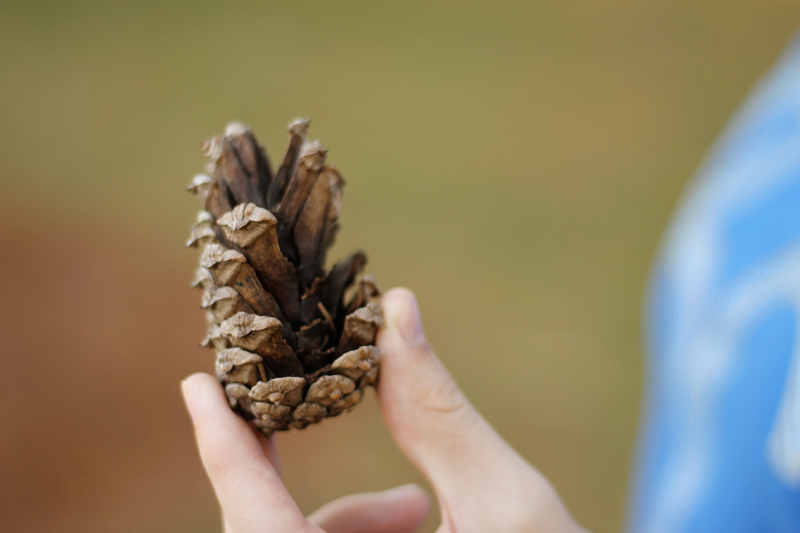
[0,205,220,532]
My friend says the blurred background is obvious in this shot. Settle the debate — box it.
[2,1,800,532]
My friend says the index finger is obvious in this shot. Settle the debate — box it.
[181,373,313,533]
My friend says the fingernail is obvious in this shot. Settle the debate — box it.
[181,379,203,423]
[396,293,425,346]
[385,483,423,497]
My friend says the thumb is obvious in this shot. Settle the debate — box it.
[375,288,519,501]
[375,289,589,532]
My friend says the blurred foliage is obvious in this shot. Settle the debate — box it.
[2,1,800,532]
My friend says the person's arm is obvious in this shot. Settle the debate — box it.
[181,288,589,533]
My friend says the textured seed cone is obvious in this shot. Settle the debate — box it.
[187,120,383,434]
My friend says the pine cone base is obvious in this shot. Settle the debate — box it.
[187,120,382,435]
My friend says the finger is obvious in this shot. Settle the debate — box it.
[307,484,430,533]
[221,433,283,532]
[255,430,284,480]
[219,424,282,489]
[375,289,530,501]
[181,373,312,533]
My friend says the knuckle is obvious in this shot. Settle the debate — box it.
[400,343,483,438]
[420,372,480,437]
[424,376,465,415]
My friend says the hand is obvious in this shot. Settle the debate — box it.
[181,288,589,532]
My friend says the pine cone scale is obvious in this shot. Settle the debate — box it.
[226,126,273,202]
[216,139,263,207]
[294,166,344,287]
[276,142,328,264]
[321,252,366,320]
[268,118,310,210]
[217,205,302,323]
[200,244,295,342]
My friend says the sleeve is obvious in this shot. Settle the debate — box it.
[628,31,800,533]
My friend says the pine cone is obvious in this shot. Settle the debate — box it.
[186,120,383,434]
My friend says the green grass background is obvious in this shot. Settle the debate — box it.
[2,1,800,531]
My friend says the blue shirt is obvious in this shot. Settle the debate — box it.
[629,34,800,532]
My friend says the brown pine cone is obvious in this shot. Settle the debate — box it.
[186,120,382,434]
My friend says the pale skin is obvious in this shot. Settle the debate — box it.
[182,288,590,533]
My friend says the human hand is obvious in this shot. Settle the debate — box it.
[181,288,589,532]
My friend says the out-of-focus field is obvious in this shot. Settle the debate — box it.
[2,2,799,532]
